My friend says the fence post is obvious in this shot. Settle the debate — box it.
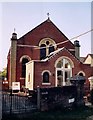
[37,86,40,110]
[10,89,12,115]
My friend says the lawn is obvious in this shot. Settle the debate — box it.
[29,106,93,120]
[2,106,93,120]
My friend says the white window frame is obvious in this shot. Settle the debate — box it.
[55,57,74,87]
[41,70,51,85]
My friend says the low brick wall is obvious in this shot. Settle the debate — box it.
[39,86,77,111]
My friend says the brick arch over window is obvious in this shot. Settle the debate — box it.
[41,70,51,83]
[41,70,51,76]
[55,56,74,68]
[20,55,31,63]
[78,71,85,76]
[20,55,31,78]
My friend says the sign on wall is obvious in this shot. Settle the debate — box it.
[12,82,20,90]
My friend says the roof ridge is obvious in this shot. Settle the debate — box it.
[18,18,52,40]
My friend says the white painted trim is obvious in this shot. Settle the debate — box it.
[78,71,85,76]
[19,55,31,63]
[20,77,25,79]
[42,83,51,85]
[55,68,72,87]
[55,57,73,87]
[41,70,51,76]
[25,61,34,90]
[69,49,75,51]
[55,56,74,68]
[88,76,93,80]
[39,37,56,48]
[55,69,57,87]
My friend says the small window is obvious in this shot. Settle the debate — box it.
[43,72,49,83]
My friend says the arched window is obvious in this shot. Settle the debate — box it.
[39,38,56,60]
[43,72,49,83]
[55,57,74,86]
[78,71,85,76]
[22,58,29,78]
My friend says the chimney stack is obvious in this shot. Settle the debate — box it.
[74,40,80,59]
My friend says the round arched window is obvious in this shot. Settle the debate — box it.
[57,58,71,69]
[43,72,49,83]
[39,38,56,60]
[55,57,73,86]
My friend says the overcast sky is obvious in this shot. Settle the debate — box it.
[0,2,92,71]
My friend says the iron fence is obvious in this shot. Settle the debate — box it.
[2,92,37,115]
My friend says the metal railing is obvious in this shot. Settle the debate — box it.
[2,92,37,115]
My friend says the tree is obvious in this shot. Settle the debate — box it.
[0,68,7,80]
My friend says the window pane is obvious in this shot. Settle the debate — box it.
[49,45,55,54]
[65,71,71,82]
[57,60,63,68]
[40,44,46,60]
[57,60,61,68]
[43,72,49,83]
[64,59,71,68]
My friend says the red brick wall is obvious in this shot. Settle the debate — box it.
[34,48,92,91]
[17,20,74,59]
[15,20,75,87]
[7,19,93,91]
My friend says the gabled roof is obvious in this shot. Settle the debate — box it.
[18,18,69,40]
[84,54,93,63]
[41,47,81,63]
[88,54,93,58]
[80,57,85,63]
[17,18,74,49]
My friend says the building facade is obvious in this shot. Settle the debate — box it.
[7,18,93,93]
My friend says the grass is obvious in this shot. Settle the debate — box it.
[29,106,93,120]
[2,106,93,120]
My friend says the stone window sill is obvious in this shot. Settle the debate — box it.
[42,83,51,85]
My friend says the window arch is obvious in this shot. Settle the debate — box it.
[55,57,74,86]
[55,56,74,68]
[78,71,85,76]
[39,38,56,60]
[20,55,31,63]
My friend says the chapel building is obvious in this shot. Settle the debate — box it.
[7,18,93,94]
